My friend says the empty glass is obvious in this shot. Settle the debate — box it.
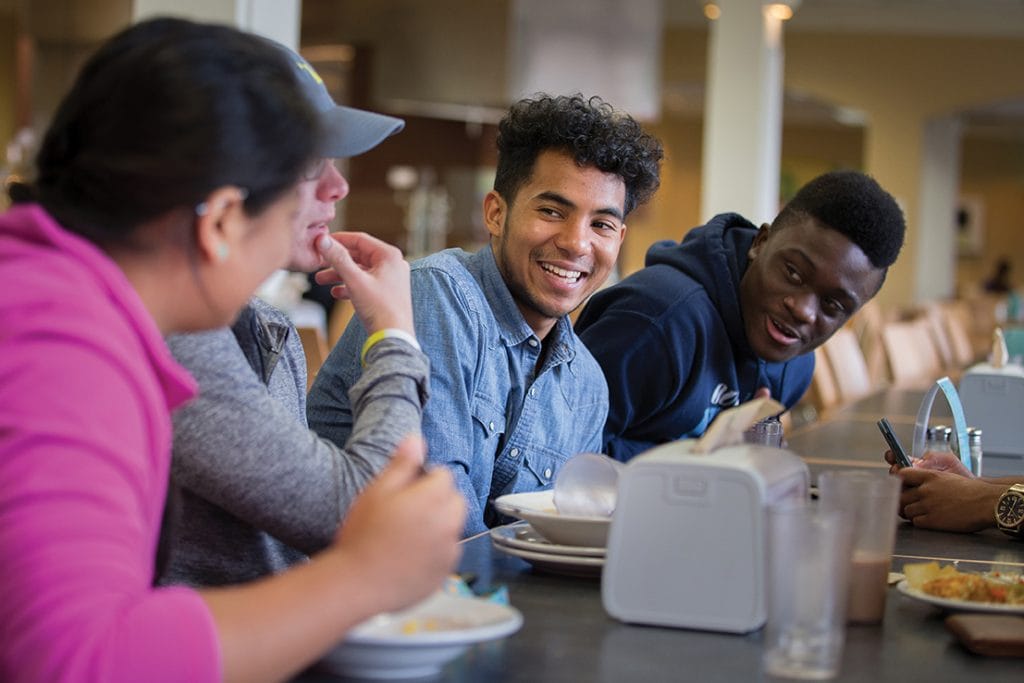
[763,501,852,680]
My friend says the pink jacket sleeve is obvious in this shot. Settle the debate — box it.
[0,323,221,681]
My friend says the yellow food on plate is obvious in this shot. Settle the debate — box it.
[903,562,1024,605]
[902,561,959,588]
[399,617,474,634]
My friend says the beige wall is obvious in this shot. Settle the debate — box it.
[627,25,1024,310]
[2,7,1022,306]
[958,134,1024,296]
[785,31,1024,309]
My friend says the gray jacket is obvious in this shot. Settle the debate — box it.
[160,297,428,586]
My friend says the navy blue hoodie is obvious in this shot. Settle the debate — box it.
[575,213,814,461]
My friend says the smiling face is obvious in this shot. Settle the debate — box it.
[485,149,627,339]
[285,158,350,272]
[738,215,885,363]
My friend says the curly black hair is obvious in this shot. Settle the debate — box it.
[773,170,905,269]
[494,94,663,217]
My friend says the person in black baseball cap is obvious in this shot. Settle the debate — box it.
[270,39,404,158]
[160,36,433,589]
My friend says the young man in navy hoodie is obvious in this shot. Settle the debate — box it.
[575,170,905,462]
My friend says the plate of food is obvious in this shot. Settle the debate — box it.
[493,490,610,547]
[896,561,1024,614]
[321,591,523,679]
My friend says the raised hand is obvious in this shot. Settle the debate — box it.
[314,232,414,336]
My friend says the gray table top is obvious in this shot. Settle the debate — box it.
[299,524,1023,682]
[298,386,1021,682]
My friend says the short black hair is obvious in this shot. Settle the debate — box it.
[494,94,663,217]
[773,170,905,269]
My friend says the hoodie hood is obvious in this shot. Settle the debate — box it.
[644,212,759,355]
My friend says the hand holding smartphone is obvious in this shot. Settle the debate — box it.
[877,417,913,469]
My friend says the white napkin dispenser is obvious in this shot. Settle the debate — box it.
[602,441,809,633]
[959,362,1024,476]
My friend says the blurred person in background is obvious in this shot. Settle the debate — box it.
[983,257,1013,294]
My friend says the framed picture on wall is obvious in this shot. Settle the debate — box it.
[956,195,985,257]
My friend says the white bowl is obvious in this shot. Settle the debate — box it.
[321,592,522,679]
[494,490,610,547]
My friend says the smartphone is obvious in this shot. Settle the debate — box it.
[877,418,912,469]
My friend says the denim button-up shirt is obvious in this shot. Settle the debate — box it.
[307,246,609,536]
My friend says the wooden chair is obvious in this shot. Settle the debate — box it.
[795,346,840,422]
[940,300,979,367]
[327,299,356,349]
[880,318,943,388]
[921,303,955,372]
[295,325,329,391]
[847,299,889,387]
[960,292,1006,359]
[821,327,874,403]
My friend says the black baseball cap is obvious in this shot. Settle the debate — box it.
[270,41,404,158]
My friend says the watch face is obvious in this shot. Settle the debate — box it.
[996,491,1024,528]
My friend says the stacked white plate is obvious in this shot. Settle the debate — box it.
[490,523,604,577]
[492,491,610,578]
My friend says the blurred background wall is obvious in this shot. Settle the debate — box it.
[2,0,1022,309]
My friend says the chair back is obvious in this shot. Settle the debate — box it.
[296,325,329,391]
[848,299,889,386]
[822,327,873,402]
[940,300,977,367]
[881,318,943,387]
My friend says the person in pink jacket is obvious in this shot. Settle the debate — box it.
[0,17,464,683]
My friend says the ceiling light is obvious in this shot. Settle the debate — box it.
[765,3,794,21]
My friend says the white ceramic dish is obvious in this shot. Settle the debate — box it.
[493,490,610,547]
[896,580,1024,614]
[492,539,605,578]
[490,524,605,558]
[321,591,523,679]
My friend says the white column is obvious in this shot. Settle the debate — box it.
[701,0,787,224]
[915,116,962,302]
[132,0,300,48]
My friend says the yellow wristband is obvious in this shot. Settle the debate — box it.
[360,328,421,366]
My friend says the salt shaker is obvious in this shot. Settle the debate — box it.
[968,427,983,476]
[932,425,953,455]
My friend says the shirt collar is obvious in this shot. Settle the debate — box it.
[471,244,578,363]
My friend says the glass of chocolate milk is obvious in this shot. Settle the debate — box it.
[817,471,901,625]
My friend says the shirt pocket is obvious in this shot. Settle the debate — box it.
[517,446,570,490]
[471,395,506,448]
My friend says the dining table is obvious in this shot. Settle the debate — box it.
[297,385,1023,682]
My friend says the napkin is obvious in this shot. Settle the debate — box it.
[991,327,1009,368]
[443,574,509,605]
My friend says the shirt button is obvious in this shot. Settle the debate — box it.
[543,467,552,478]
[528,338,539,348]
[529,387,536,397]
[510,448,520,458]
[488,421,495,432]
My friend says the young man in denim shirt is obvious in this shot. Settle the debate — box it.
[309,94,663,535]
